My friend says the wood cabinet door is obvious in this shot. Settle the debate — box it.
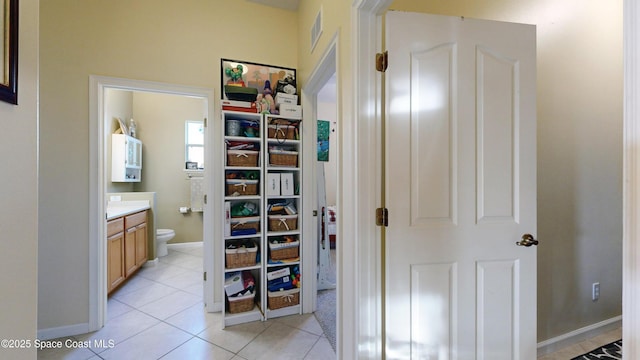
[135,223,148,267]
[107,232,125,293]
[124,227,137,277]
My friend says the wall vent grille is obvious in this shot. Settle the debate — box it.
[311,7,323,52]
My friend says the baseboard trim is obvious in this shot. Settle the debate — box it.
[37,323,90,341]
[537,315,622,356]
[167,241,203,249]
[142,258,159,267]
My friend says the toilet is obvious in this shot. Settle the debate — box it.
[156,229,175,257]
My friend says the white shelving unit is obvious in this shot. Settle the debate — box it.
[222,111,263,327]
[264,114,302,320]
[221,110,302,327]
[111,134,142,182]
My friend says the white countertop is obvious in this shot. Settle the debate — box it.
[107,200,150,220]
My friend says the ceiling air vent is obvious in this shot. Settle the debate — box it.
[311,7,323,52]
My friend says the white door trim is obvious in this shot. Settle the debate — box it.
[350,0,392,358]
[300,32,339,318]
[88,76,215,331]
[623,0,639,357]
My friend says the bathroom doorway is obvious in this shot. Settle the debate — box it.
[89,76,216,331]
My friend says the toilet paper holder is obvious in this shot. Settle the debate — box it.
[179,207,190,214]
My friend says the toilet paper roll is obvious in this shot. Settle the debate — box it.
[179,207,190,214]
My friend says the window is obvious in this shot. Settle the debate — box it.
[185,120,204,169]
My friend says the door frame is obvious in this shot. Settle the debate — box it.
[355,0,638,359]
[300,32,339,316]
[88,76,215,331]
[623,0,640,357]
[350,0,392,358]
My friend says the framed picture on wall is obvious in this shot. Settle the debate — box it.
[317,120,330,162]
[220,58,296,103]
[0,0,18,105]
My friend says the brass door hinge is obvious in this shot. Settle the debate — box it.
[204,117,207,127]
[376,51,388,72]
[203,272,207,281]
[376,207,389,227]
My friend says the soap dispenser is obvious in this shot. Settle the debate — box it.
[129,118,137,138]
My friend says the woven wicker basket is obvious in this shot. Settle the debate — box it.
[226,243,258,269]
[268,288,300,310]
[269,150,298,167]
[268,215,298,232]
[226,179,259,196]
[231,216,260,231]
[268,125,297,140]
[227,291,255,314]
[269,240,300,260]
[227,150,259,167]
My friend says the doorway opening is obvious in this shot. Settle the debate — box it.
[314,73,338,351]
[301,34,339,353]
[89,76,215,331]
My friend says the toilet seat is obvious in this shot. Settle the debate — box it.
[157,229,175,238]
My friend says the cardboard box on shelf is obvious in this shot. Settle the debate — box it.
[281,173,294,196]
[224,271,244,296]
[267,173,281,196]
[278,104,302,119]
[275,93,298,105]
[267,267,291,281]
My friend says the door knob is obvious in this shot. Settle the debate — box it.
[516,234,539,247]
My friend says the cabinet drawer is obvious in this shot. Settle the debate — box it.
[107,218,124,237]
[125,210,147,228]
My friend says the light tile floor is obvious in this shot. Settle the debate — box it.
[38,244,335,360]
[36,242,621,360]
[537,327,622,359]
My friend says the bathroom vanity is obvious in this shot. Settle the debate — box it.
[107,207,149,294]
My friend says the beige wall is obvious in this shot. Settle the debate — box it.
[39,0,298,332]
[387,0,624,343]
[0,0,39,358]
[132,91,206,244]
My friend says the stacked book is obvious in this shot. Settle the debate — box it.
[222,99,258,113]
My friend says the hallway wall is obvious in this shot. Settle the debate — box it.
[38,0,299,332]
[0,0,40,358]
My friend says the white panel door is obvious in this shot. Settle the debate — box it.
[385,12,537,359]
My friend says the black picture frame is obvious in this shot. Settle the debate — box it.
[220,58,296,102]
[0,0,18,105]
